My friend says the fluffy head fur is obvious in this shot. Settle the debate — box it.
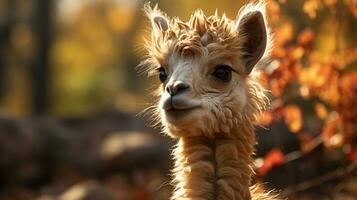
[141,1,270,138]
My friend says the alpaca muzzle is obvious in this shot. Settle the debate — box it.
[162,92,200,111]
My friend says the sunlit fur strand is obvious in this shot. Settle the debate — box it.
[137,101,162,129]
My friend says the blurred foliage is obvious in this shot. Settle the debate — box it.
[256,0,357,171]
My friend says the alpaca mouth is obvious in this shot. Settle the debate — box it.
[165,106,200,118]
[166,106,199,113]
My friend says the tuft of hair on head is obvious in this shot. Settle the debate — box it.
[140,1,273,76]
[235,0,272,74]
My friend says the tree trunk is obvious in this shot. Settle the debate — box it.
[31,0,53,114]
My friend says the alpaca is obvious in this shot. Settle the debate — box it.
[141,1,278,199]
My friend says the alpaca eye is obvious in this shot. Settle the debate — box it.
[213,65,232,82]
[158,67,168,83]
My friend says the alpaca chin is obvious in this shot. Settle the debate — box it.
[162,108,222,139]
[164,124,205,138]
[162,114,208,138]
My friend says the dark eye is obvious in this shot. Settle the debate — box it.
[213,65,233,82]
[158,67,168,83]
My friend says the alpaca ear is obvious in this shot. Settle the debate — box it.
[236,11,267,74]
[152,15,169,32]
[150,12,169,38]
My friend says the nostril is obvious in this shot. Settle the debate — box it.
[175,83,189,94]
[166,85,171,94]
[166,82,190,96]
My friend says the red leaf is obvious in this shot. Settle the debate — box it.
[258,148,285,176]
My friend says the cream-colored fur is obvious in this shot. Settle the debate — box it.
[141,1,279,199]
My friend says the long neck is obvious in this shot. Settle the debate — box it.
[171,126,256,200]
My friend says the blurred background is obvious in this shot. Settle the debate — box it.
[0,0,356,199]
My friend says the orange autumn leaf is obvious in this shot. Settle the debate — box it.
[321,112,341,148]
[274,22,294,46]
[346,0,357,17]
[257,111,273,125]
[329,133,344,148]
[299,63,325,88]
[303,0,321,18]
[291,47,305,60]
[299,63,337,100]
[338,72,357,140]
[283,105,303,133]
[318,72,340,106]
[346,146,357,161]
[340,72,357,113]
[315,103,328,119]
[257,148,285,176]
[324,0,337,7]
[298,29,314,49]
[266,1,281,22]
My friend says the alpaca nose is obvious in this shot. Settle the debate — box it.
[166,81,190,96]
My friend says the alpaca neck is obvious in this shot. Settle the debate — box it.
[171,127,256,200]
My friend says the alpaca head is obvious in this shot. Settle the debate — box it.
[142,2,270,138]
